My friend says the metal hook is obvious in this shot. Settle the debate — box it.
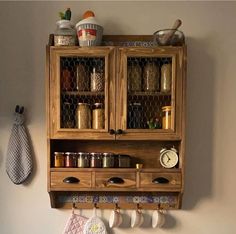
[115,203,119,211]
[15,105,24,114]
[94,202,98,209]
[72,202,76,209]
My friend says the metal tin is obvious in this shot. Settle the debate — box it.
[102,152,115,168]
[162,106,171,129]
[77,152,90,168]
[54,152,65,167]
[92,103,104,129]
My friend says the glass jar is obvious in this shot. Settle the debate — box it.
[162,106,172,129]
[54,152,65,167]
[76,64,89,91]
[65,152,77,168]
[161,64,172,92]
[90,66,104,92]
[102,153,115,168]
[77,152,90,168]
[128,102,143,129]
[61,67,73,91]
[127,63,142,92]
[117,154,131,168]
[143,61,160,92]
[92,103,104,129]
[90,152,102,168]
[76,103,91,129]
[61,102,75,128]
[54,20,77,46]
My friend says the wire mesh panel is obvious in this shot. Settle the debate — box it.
[60,56,105,130]
[127,56,172,130]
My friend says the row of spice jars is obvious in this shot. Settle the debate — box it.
[54,152,131,168]
[127,62,171,93]
[61,64,104,92]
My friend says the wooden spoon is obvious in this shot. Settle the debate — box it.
[162,19,182,45]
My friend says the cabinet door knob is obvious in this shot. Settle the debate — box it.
[152,177,169,184]
[63,177,80,184]
[116,129,123,135]
[107,177,124,184]
[109,129,115,135]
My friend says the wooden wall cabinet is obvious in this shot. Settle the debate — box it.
[46,35,186,209]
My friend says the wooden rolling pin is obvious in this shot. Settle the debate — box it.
[162,19,182,45]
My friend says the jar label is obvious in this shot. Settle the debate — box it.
[78,29,96,41]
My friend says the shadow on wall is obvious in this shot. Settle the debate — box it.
[183,37,215,210]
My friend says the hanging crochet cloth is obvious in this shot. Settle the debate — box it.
[63,208,88,234]
[6,110,33,184]
[83,208,107,234]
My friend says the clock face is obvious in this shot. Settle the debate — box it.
[160,149,178,168]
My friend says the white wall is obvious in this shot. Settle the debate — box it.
[0,1,236,234]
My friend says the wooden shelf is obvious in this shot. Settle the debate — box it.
[128,91,171,96]
[62,91,105,96]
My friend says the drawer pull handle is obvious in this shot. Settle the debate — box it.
[109,129,115,135]
[107,177,124,184]
[63,177,80,184]
[152,177,169,184]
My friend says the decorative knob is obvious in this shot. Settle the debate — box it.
[109,129,115,135]
[116,129,123,135]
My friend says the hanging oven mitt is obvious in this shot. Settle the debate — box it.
[83,208,107,234]
[6,110,33,184]
[63,208,88,234]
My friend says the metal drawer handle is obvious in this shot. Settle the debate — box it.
[63,177,80,184]
[152,177,169,184]
[107,177,124,184]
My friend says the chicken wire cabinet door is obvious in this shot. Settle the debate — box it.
[49,47,116,139]
[116,47,186,140]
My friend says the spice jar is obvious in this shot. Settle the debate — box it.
[143,61,160,92]
[77,152,90,168]
[162,106,172,129]
[61,102,75,128]
[161,64,172,92]
[76,103,91,129]
[90,152,102,168]
[103,153,115,168]
[54,152,65,167]
[65,152,77,167]
[61,67,73,91]
[117,154,131,168]
[127,63,142,92]
[90,66,104,92]
[128,102,143,129]
[76,64,89,91]
[92,103,104,129]
[54,20,77,46]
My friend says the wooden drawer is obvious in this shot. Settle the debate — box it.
[140,172,181,190]
[51,172,92,190]
[95,172,136,190]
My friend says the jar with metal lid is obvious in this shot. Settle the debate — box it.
[117,154,131,168]
[54,20,77,46]
[90,64,104,92]
[127,62,142,92]
[77,152,90,168]
[161,63,172,92]
[65,152,77,168]
[128,102,143,129]
[90,152,102,168]
[92,103,104,129]
[143,61,160,92]
[102,153,115,168]
[76,103,91,129]
[162,106,172,129]
[54,152,65,167]
[76,64,89,91]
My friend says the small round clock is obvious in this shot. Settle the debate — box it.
[160,147,178,168]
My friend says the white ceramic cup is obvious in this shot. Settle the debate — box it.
[152,210,165,228]
[109,209,122,228]
[131,209,144,228]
